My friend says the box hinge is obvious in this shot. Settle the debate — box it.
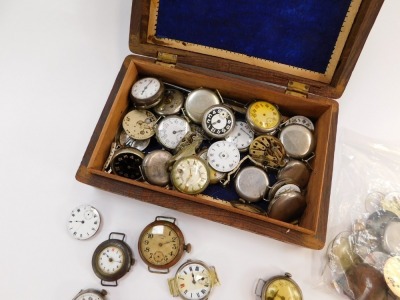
[285,81,310,98]
[156,52,177,67]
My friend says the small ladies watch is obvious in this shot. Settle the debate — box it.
[245,100,281,134]
[130,77,165,109]
[155,115,191,150]
[201,104,235,139]
[168,259,220,300]
[255,273,302,300]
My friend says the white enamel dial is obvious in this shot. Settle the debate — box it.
[171,157,210,194]
[75,292,105,300]
[67,205,100,240]
[207,141,240,172]
[97,246,125,275]
[225,120,254,151]
[130,77,164,108]
[155,115,190,149]
[176,262,212,300]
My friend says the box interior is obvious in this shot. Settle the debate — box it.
[86,58,336,237]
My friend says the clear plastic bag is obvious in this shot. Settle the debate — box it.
[323,129,400,300]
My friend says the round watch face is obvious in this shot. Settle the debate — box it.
[67,205,101,240]
[176,261,213,300]
[207,141,240,172]
[155,115,191,149]
[246,101,281,133]
[170,157,210,194]
[122,110,157,140]
[138,218,189,271]
[224,120,254,151]
[130,77,164,108]
[153,89,184,116]
[198,149,226,184]
[202,105,235,138]
[73,289,107,300]
[184,88,221,124]
[262,275,302,300]
[110,148,144,180]
[92,236,133,283]
[287,115,314,131]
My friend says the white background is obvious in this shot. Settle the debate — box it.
[1,1,400,299]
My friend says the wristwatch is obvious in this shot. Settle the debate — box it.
[168,259,220,300]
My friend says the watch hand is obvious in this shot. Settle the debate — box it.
[172,130,185,134]
[212,119,222,125]
[73,220,85,223]
[191,271,196,284]
[240,128,252,138]
[141,80,153,95]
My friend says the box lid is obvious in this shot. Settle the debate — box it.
[129,0,384,98]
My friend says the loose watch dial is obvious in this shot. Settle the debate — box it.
[202,105,235,138]
[122,110,157,140]
[207,141,240,173]
[110,148,144,180]
[224,120,254,151]
[67,205,101,240]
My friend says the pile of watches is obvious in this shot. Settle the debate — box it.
[327,191,400,300]
[103,77,316,223]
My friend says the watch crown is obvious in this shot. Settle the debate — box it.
[184,243,192,253]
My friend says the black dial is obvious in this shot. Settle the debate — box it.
[110,148,144,180]
[202,105,235,138]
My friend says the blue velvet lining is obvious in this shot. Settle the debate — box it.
[155,0,353,73]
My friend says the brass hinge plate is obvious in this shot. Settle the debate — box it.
[285,81,310,98]
[156,52,177,67]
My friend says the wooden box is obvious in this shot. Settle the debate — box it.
[76,0,384,249]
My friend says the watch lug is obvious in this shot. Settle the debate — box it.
[168,278,179,297]
[209,266,220,286]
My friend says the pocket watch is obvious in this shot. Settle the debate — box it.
[255,273,302,300]
[184,88,221,124]
[141,150,172,186]
[92,232,134,286]
[170,156,210,194]
[249,135,287,168]
[168,259,220,300]
[279,124,315,159]
[67,204,101,240]
[198,148,226,184]
[122,109,157,140]
[110,148,144,180]
[384,256,400,297]
[155,115,191,150]
[207,141,240,173]
[277,160,310,188]
[153,89,185,116]
[130,77,165,108]
[245,100,281,134]
[201,104,235,139]
[234,166,269,203]
[72,289,107,300]
[225,120,254,152]
[138,216,191,273]
[119,129,150,151]
[267,190,306,222]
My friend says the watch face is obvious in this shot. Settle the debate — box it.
[224,121,254,151]
[155,116,190,149]
[92,237,133,283]
[202,105,235,138]
[384,256,400,297]
[176,262,212,300]
[75,291,105,300]
[207,141,240,172]
[138,219,187,270]
[67,205,100,240]
[287,115,314,131]
[263,277,302,300]
[171,157,210,194]
[198,149,226,184]
[130,77,164,108]
[246,101,281,133]
[111,148,144,180]
[122,110,157,140]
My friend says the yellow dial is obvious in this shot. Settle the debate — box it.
[246,101,281,133]
[138,217,190,273]
[171,157,210,194]
[264,278,302,300]
[384,256,400,297]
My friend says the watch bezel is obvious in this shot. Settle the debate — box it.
[130,77,165,109]
[260,273,303,300]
